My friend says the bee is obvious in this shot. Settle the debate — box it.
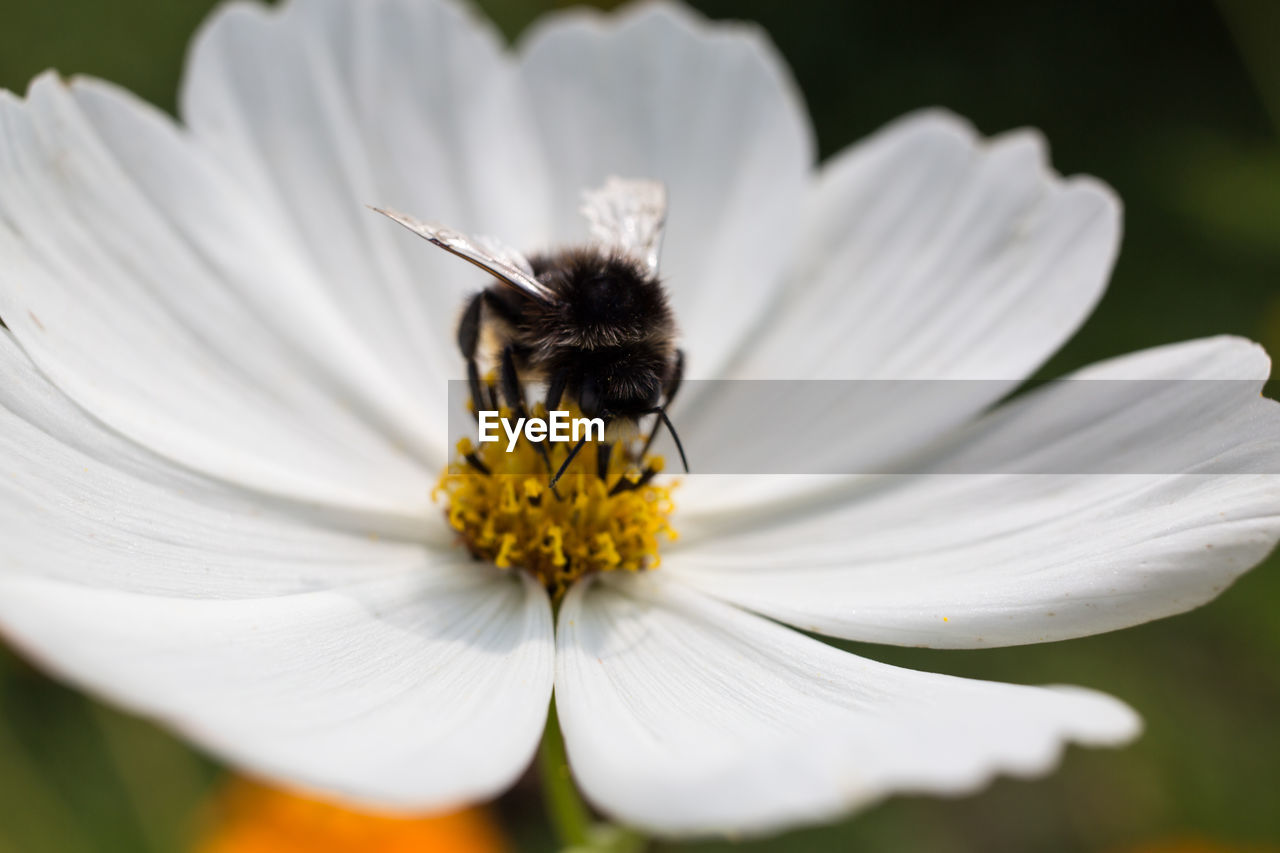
[373,177,687,489]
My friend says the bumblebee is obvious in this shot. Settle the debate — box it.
[375,177,686,487]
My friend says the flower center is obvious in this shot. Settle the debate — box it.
[434,406,678,596]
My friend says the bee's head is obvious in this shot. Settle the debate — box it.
[577,356,665,419]
[577,356,688,476]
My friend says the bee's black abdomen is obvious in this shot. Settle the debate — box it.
[481,245,680,421]
[576,264,646,328]
[526,248,675,353]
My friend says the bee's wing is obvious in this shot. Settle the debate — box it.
[580,177,667,275]
[371,207,557,303]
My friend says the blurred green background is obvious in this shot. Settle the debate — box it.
[2,0,1279,851]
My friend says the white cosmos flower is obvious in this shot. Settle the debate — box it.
[0,0,1277,839]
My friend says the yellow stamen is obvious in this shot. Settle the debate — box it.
[435,406,678,597]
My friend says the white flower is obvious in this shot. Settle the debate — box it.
[0,0,1276,839]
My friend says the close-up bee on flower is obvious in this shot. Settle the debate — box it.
[374,174,688,491]
[0,1,1277,852]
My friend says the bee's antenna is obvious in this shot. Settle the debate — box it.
[646,409,689,474]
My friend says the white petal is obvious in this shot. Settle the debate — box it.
[557,574,1137,837]
[0,323,551,806]
[0,74,438,514]
[676,111,1121,495]
[669,337,1280,647]
[0,564,554,810]
[0,329,438,594]
[518,1,814,379]
[739,109,1118,381]
[183,0,551,409]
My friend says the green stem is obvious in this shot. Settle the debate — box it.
[90,702,210,853]
[539,698,592,849]
[0,696,94,853]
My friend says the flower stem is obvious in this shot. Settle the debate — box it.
[538,698,592,849]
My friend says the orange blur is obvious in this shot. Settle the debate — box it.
[196,779,507,853]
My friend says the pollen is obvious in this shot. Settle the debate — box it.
[434,408,678,597]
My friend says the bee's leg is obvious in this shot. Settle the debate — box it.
[609,464,659,496]
[544,368,569,413]
[498,344,565,494]
[462,448,491,476]
[549,435,589,491]
[640,348,685,459]
[457,292,487,415]
[612,410,687,493]
[498,345,527,416]
[532,368,572,494]
[596,440,613,481]
[500,345,547,448]
[615,413,686,493]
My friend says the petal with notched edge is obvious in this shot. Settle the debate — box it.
[557,574,1138,836]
